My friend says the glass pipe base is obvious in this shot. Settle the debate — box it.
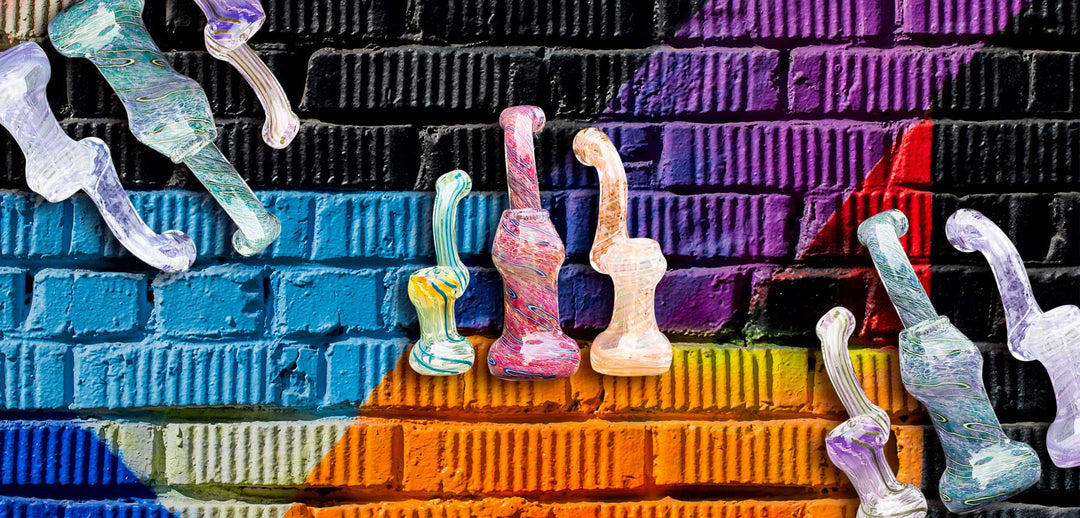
[590,328,672,377]
[939,441,1041,513]
[409,337,474,376]
[858,486,927,518]
[488,333,580,380]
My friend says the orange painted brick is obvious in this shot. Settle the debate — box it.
[535,498,860,518]
[401,420,649,495]
[307,499,528,518]
[597,346,810,417]
[651,419,844,488]
[893,425,925,488]
[364,337,598,416]
[303,419,399,488]
[811,347,922,420]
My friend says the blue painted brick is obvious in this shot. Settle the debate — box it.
[65,502,172,518]
[272,267,381,336]
[261,192,316,259]
[0,498,63,518]
[0,422,148,487]
[0,193,66,258]
[151,264,265,337]
[0,341,67,410]
[73,341,320,409]
[561,191,796,259]
[323,338,407,407]
[25,270,147,338]
[0,267,28,330]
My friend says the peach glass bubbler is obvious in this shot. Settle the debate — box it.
[573,127,671,376]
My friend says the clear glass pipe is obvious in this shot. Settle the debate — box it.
[858,210,1040,514]
[408,170,474,376]
[49,0,280,256]
[191,0,299,149]
[0,42,195,272]
[817,306,928,518]
[573,127,670,376]
[488,105,580,380]
[946,209,1080,468]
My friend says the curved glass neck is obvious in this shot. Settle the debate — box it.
[857,211,937,329]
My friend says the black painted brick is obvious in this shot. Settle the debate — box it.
[933,193,1058,264]
[931,49,1030,116]
[407,0,648,44]
[932,121,1080,191]
[301,47,542,115]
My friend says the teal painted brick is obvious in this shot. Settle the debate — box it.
[25,270,147,338]
[271,267,381,336]
[323,338,407,407]
[72,341,319,409]
[260,192,316,259]
[0,193,66,258]
[0,268,27,330]
[151,265,265,337]
[0,341,67,410]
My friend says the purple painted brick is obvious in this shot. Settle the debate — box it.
[152,265,266,338]
[562,191,796,259]
[659,121,891,192]
[550,48,780,117]
[272,267,381,336]
[673,0,884,41]
[559,264,753,334]
[900,0,1026,35]
[25,270,147,338]
[789,45,979,113]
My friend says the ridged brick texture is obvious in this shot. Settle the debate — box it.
[2,0,1079,514]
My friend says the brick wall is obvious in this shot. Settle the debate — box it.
[0,0,1078,516]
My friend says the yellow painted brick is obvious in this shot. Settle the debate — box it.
[164,419,396,488]
[894,425,925,488]
[364,337,596,416]
[811,347,923,420]
[161,497,292,518]
[651,419,844,488]
[598,346,810,416]
[537,498,860,518]
[401,420,649,495]
[84,420,159,482]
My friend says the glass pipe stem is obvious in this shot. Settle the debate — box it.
[49,0,279,256]
[574,127,670,376]
[858,210,1040,514]
[407,170,474,376]
[489,106,579,380]
[0,42,195,272]
[817,307,927,518]
[196,0,299,149]
[947,209,1080,468]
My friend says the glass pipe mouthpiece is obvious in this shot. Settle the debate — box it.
[0,42,196,272]
[49,0,280,256]
[946,209,1080,468]
[408,170,475,376]
[194,0,300,149]
[574,127,671,377]
[817,307,927,518]
[489,105,579,380]
[858,210,1040,513]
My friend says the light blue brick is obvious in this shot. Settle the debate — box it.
[0,341,68,410]
[272,267,381,335]
[73,341,319,409]
[151,264,265,337]
[323,338,406,407]
[262,192,315,259]
[0,268,28,330]
[0,193,66,258]
[25,270,147,338]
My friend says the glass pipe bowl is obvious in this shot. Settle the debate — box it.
[826,416,927,518]
[1017,304,1080,467]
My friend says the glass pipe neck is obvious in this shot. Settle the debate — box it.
[857,211,937,328]
[818,308,890,431]
[432,171,471,288]
[500,106,544,210]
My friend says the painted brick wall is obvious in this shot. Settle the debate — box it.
[0,0,1078,516]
